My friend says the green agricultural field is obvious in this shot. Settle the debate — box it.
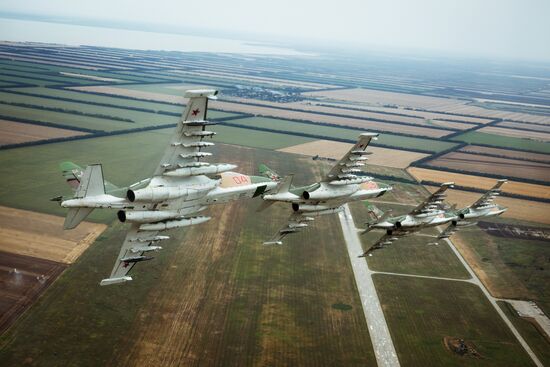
[0,59,52,72]
[0,59,166,84]
[362,228,471,279]
[364,164,417,181]
[0,129,172,220]
[452,131,550,154]
[213,125,314,150]
[228,116,457,153]
[498,301,550,366]
[453,222,550,316]
[0,103,137,131]
[374,274,535,366]
[0,145,376,367]
[0,91,178,127]
[5,87,238,120]
[376,134,457,152]
[0,74,62,87]
[0,70,96,85]
[0,125,312,220]
[112,73,236,89]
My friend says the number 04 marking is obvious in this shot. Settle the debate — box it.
[232,175,250,185]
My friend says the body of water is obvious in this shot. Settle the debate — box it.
[0,18,307,55]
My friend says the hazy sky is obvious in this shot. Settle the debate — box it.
[1,0,550,61]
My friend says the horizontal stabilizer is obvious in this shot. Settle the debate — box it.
[256,200,275,212]
[184,89,218,99]
[259,164,281,181]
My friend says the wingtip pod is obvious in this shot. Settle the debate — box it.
[263,240,283,246]
[100,276,132,286]
[359,132,379,138]
[184,89,218,99]
[494,179,508,189]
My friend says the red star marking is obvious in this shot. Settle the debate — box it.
[192,108,200,116]
[122,262,129,268]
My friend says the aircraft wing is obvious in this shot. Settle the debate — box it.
[323,133,378,182]
[470,179,507,209]
[100,224,165,286]
[409,182,454,216]
[151,89,221,178]
[263,212,314,245]
[101,90,225,285]
[359,232,406,257]
[437,222,458,239]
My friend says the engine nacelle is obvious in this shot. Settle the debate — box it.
[127,185,211,203]
[117,210,180,223]
[395,221,402,228]
[459,213,465,219]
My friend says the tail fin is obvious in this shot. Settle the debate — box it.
[363,201,385,219]
[182,89,218,121]
[75,164,105,198]
[258,175,296,210]
[63,164,105,229]
[259,164,281,181]
[362,202,391,234]
[275,174,293,194]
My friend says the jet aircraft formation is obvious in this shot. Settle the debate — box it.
[55,89,508,285]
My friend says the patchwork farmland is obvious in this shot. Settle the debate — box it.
[0,42,548,367]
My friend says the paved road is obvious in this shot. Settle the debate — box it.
[506,300,550,340]
[339,205,400,367]
[374,271,473,284]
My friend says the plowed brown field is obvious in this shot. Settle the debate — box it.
[0,120,88,145]
[460,145,550,163]
[408,167,550,200]
[0,206,106,263]
[426,152,550,182]
[0,251,67,334]
[480,126,550,142]
[279,140,428,168]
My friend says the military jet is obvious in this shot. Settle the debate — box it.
[359,182,456,256]
[258,133,392,245]
[437,179,508,239]
[360,179,508,256]
[56,89,277,285]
